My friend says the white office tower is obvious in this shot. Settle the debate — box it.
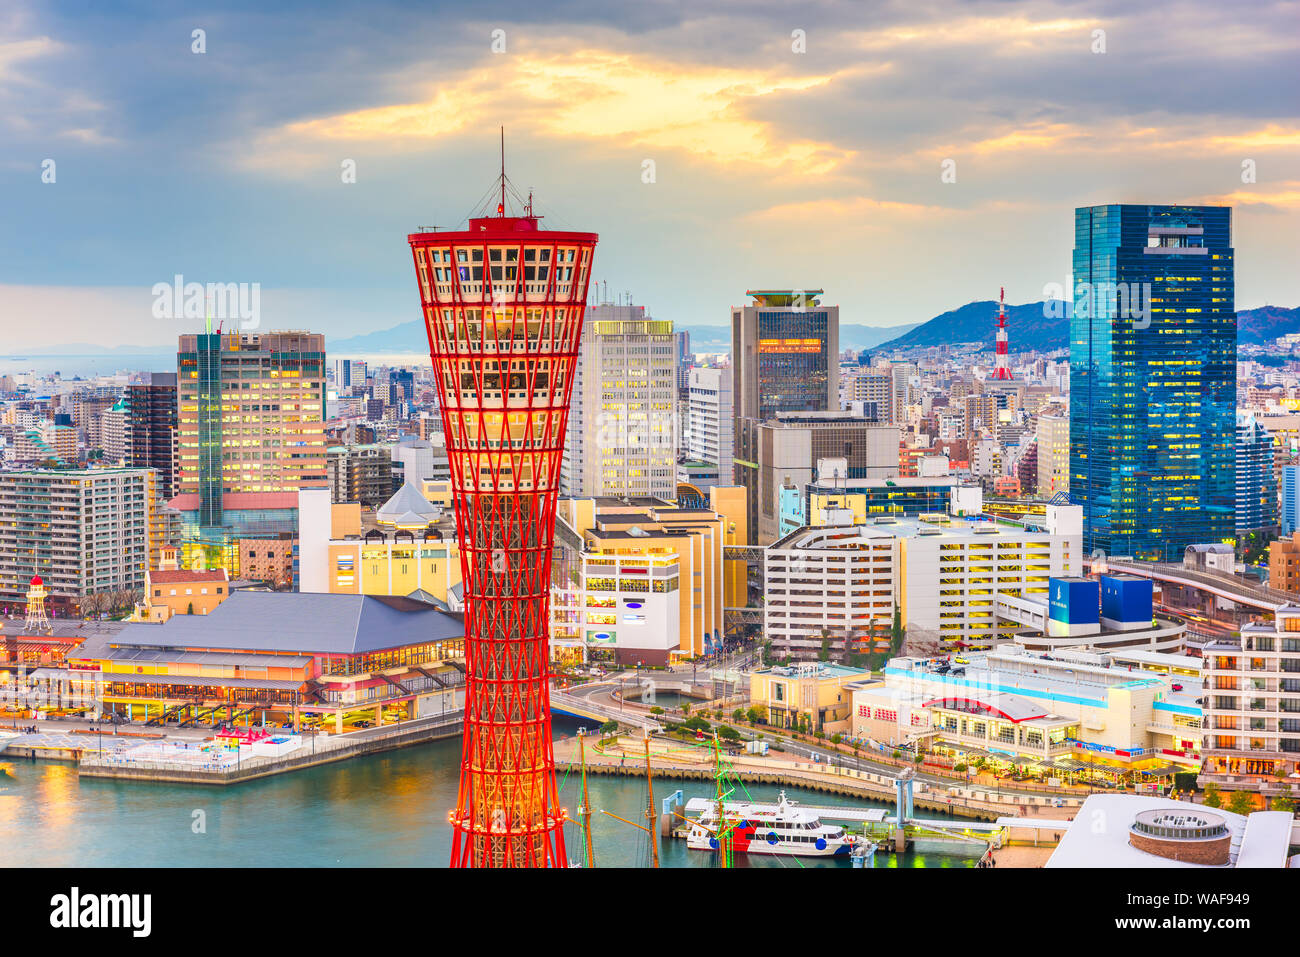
[686,366,733,479]
[890,362,917,423]
[561,303,678,498]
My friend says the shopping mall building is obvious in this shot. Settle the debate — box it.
[67,590,464,732]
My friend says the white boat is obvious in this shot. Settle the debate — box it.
[685,790,859,858]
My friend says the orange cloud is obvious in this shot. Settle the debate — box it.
[249,47,855,175]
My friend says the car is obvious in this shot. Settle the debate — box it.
[954,656,970,665]
[353,720,373,729]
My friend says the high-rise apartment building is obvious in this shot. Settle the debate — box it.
[1037,414,1070,496]
[124,372,179,500]
[99,399,130,462]
[685,365,733,480]
[326,444,395,506]
[333,358,366,392]
[1282,465,1300,536]
[732,290,839,541]
[1236,411,1277,533]
[1200,606,1300,796]
[0,468,173,612]
[842,370,893,421]
[1070,204,1236,560]
[562,303,677,498]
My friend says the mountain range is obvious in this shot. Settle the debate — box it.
[873,302,1300,354]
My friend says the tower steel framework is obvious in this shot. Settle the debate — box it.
[408,176,597,867]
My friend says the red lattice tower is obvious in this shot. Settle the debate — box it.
[408,179,596,868]
[991,286,1013,380]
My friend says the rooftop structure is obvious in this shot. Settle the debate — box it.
[1046,795,1290,868]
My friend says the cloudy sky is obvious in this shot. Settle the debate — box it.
[1,0,1297,350]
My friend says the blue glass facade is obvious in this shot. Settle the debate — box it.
[1070,205,1236,561]
[1235,411,1277,532]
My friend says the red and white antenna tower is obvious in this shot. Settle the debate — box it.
[991,287,1013,380]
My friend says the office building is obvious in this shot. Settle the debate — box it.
[752,412,898,544]
[764,501,1082,658]
[1071,204,1236,560]
[732,290,839,540]
[777,466,959,538]
[1235,411,1277,533]
[561,303,677,499]
[175,331,327,575]
[551,488,748,664]
[685,365,733,482]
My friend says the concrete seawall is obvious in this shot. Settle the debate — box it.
[77,717,462,786]
[558,761,1006,822]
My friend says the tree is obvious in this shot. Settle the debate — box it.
[830,733,842,746]
[746,706,764,725]
[818,634,831,662]
[598,719,619,735]
[890,606,905,654]
[717,725,740,741]
[732,709,745,723]
[649,706,665,715]
[1202,782,1223,808]
[1271,784,1295,813]
[1226,790,1255,816]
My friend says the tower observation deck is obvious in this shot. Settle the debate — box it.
[407,169,597,867]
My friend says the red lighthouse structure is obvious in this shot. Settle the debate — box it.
[407,156,596,867]
[991,287,1013,380]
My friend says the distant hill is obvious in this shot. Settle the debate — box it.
[875,302,1300,353]
[1238,306,1300,345]
[325,303,1300,357]
[876,300,1068,352]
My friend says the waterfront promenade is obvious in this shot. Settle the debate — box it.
[556,733,1082,823]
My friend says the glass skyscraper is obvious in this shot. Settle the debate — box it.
[1070,204,1236,561]
[732,289,839,542]
[1235,411,1277,533]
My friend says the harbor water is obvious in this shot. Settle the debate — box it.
[0,718,981,868]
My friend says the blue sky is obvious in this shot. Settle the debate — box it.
[1,0,1297,349]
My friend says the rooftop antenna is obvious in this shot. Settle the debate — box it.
[497,127,506,216]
